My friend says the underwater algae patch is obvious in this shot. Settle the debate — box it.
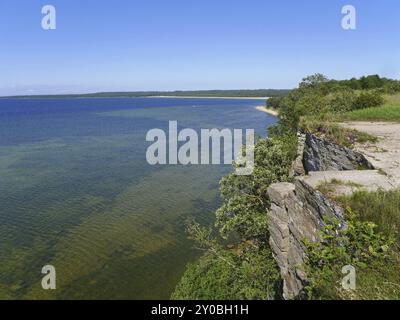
[16,165,221,299]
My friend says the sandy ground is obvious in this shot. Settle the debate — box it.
[255,106,279,116]
[301,170,396,196]
[300,121,400,197]
[340,121,400,188]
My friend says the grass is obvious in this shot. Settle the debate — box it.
[342,93,400,122]
[316,179,364,196]
[300,93,400,147]
[336,189,400,244]
[310,189,400,300]
[300,116,377,148]
[298,94,400,146]
[338,251,400,300]
[336,189,400,300]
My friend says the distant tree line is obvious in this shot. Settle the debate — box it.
[2,89,290,99]
[330,75,400,92]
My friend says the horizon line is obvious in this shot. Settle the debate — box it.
[0,88,290,99]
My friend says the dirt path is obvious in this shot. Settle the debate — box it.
[340,121,400,188]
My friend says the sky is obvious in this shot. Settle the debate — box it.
[0,0,399,96]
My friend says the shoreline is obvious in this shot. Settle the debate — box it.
[255,105,279,116]
[147,96,269,100]
[0,96,270,100]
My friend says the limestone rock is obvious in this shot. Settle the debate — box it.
[290,133,306,176]
[303,132,374,172]
[267,128,398,300]
[267,179,344,299]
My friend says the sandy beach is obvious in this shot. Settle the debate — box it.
[255,105,279,116]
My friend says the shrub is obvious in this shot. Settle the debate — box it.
[299,117,377,147]
[352,90,385,110]
[279,88,327,131]
[216,133,297,241]
[303,208,397,299]
[172,132,298,299]
[336,189,400,244]
[325,89,358,113]
[267,96,284,109]
[171,244,281,300]
[383,82,400,94]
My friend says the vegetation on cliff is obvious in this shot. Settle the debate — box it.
[342,93,400,122]
[303,207,399,299]
[173,74,400,300]
[172,132,297,300]
[280,74,400,300]
[304,190,400,300]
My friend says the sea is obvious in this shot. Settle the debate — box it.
[0,97,276,299]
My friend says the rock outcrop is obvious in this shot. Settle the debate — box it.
[303,132,374,172]
[268,179,344,299]
[290,133,306,176]
[267,130,397,299]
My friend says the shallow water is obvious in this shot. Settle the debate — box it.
[0,97,276,299]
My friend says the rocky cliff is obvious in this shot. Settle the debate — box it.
[267,131,394,299]
[268,179,345,299]
[303,132,374,172]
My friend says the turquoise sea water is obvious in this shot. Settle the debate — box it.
[0,97,276,299]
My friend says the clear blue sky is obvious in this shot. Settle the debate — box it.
[0,0,399,95]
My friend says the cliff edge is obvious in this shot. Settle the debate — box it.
[267,122,400,299]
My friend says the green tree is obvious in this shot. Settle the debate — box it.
[299,74,329,89]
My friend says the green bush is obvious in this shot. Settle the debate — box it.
[352,90,385,110]
[325,89,358,113]
[383,82,400,94]
[336,189,400,245]
[303,208,397,299]
[216,133,297,241]
[171,244,280,300]
[267,96,284,109]
[279,87,326,131]
[277,74,391,131]
[172,132,298,300]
